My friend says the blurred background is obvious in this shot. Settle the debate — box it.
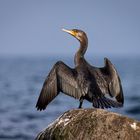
[0,0,140,139]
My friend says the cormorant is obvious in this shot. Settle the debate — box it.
[36,29,124,111]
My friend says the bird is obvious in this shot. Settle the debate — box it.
[36,28,124,111]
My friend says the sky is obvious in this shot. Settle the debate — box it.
[0,0,140,57]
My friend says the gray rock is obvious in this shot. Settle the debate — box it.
[35,109,140,140]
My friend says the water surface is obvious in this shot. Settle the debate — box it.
[0,56,140,140]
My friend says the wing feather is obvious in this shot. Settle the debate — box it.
[36,61,82,110]
[89,57,124,106]
[36,65,58,110]
[57,62,82,99]
[103,58,124,104]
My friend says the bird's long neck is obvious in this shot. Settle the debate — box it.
[74,39,88,66]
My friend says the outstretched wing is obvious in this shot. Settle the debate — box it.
[36,61,81,111]
[97,58,124,104]
[57,62,82,99]
[36,63,59,110]
[103,58,124,104]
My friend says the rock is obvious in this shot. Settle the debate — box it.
[35,109,140,140]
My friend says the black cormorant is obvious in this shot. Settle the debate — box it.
[36,29,124,111]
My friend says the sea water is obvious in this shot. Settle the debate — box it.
[0,56,140,140]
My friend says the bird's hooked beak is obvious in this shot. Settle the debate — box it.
[62,28,77,37]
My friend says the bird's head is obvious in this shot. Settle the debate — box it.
[62,28,88,44]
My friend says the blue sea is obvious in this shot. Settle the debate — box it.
[0,55,140,140]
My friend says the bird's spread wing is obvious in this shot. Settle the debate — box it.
[95,58,124,105]
[36,63,59,110]
[57,62,82,99]
[104,58,124,104]
[36,61,81,110]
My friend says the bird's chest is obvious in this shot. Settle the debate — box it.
[76,67,91,95]
[76,66,89,81]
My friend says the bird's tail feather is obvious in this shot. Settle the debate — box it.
[92,96,123,109]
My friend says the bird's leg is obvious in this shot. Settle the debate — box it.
[78,97,83,108]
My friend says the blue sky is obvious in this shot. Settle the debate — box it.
[0,0,140,57]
